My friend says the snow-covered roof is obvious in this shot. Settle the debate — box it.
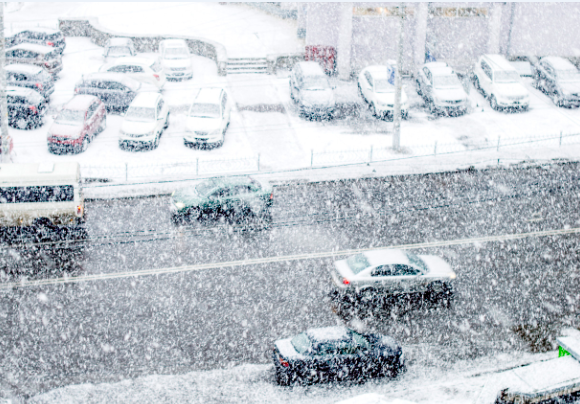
[7,43,55,54]
[0,162,80,184]
[335,394,416,404]
[160,39,188,48]
[557,336,580,362]
[63,95,99,111]
[541,56,577,71]
[85,73,141,91]
[306,326,350,342]
[130,92,161,108]
[192,87,223,104]
[107,37,133,47]
[5,63,42,75]
[483,54,517,72]
[363,249,409,267]
[297,61,326,76]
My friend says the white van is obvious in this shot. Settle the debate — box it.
[0,162,85,236]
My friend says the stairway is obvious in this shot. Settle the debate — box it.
[226,57,269,75]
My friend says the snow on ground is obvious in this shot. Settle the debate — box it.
[28,350,557,404]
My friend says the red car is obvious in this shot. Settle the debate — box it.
[47,95,106,154]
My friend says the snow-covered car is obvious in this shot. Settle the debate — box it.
[472,54,530,111]
[5,43,63,76]
[98,57,166,89]
[6,63,55,100]
[415,62,469,116]
[5,85,47,130]
[183,87,230,148]
[330,249,456,301]
[336,394,416,404]
[290,61,336,118]
[170,176,273,224]
[533,56,580,107]
[102,37,136,61]
[119,92,169,150]
[158,39,193,80]
[74,73,159,113]
[272,326,404,385]
[13,27,66,54]
[358,65,408,120]
[47,95,106,154]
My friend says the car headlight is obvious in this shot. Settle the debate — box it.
[448,272,457,280]
[174,202,185,209]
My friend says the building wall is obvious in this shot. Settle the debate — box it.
[305,3,341,48]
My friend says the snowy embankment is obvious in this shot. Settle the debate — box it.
[28,351,556,404]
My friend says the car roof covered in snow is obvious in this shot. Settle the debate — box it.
[6,85,39,98]
[362,249,409,267]
[296,61,326,76]
[5,63,43,75]
[0,162,80,184]
[423,61,449,69]
[106,37,133,47]
[364,65,395,78]
[160,39,188,48]
[306,326,350,343]
[129,91,161,108]
[62,95,99,111]
[541,56,578,71]
[83,73,141,90]
[7,43,55,54]
[335,394,416,404]
[191,87,224,104]
[483,54,517,71]
[428,65,456,76]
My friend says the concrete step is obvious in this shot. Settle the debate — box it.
[226,58,268,74]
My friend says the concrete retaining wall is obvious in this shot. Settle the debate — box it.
[58,17,228,76]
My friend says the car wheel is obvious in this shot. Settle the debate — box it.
[164,112,170,129]
[275,368,292,386]
[80,137,89,153]
[490,95,499,111]
[186,207,201,221]
[98,115,107,133]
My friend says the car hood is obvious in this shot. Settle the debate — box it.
[162,58,191,69]
[185,116,220,133]
[560,81,580,95]
[48,122,83,138]
[137,82,161,93]
[121,120,156,135]
[419,254,453,276]
[172,187,203,205]
[494,82,529,97]
[301,89,335,106]
[375,90,408,105]
[334,259,353,279]
[433,87,466,101]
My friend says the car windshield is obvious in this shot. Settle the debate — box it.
[55,109,85,125]
[557,70,580,82]
[494,71,520,83]
[195,181,216,196]
[290,333,310,355]
[164,47,189,59]
[303,76,330,91]
[346,253,371,274]
[188,103,220,118]
[125,107,155,122]
[374,79,395,93]
[433,75,461,88]
[406,252,428,273]
[107,46,131,56]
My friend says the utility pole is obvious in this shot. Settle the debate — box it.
[0,2,9,163]
[392,3,405,150]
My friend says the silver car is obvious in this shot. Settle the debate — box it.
[415,62,469,116]
[330,249,456,299]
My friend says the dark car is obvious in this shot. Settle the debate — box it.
[47,95,107,154]
[74,73,158,113]
[272,326,404,386]
[533,56,580,107]
[6,64,55,100]
[4,86,46,129]
[170,176,273,224]
[13,27,66,54]
[5,43,63,76]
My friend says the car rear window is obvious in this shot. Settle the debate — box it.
[0,185,74,203]
[188,103,220,118]
[346,253,371,274]
[55,109,85,125]
[194,181,216,196]
[107,46,131,56]
[290,333,310,355]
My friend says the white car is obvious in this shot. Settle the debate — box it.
[330,248,456,299]
[358,65,408,120]
[99,57,166,89]
[119,92,170,150]
[472,54,530,111]
[159,39,193,80]
[415,62,469,116]
[102,38,136,62]
[184,87,231,148]
[289,61,336,118]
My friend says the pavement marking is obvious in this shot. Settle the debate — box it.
[2,226,579,290]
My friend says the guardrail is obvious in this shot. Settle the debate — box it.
[58,17,229,76]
